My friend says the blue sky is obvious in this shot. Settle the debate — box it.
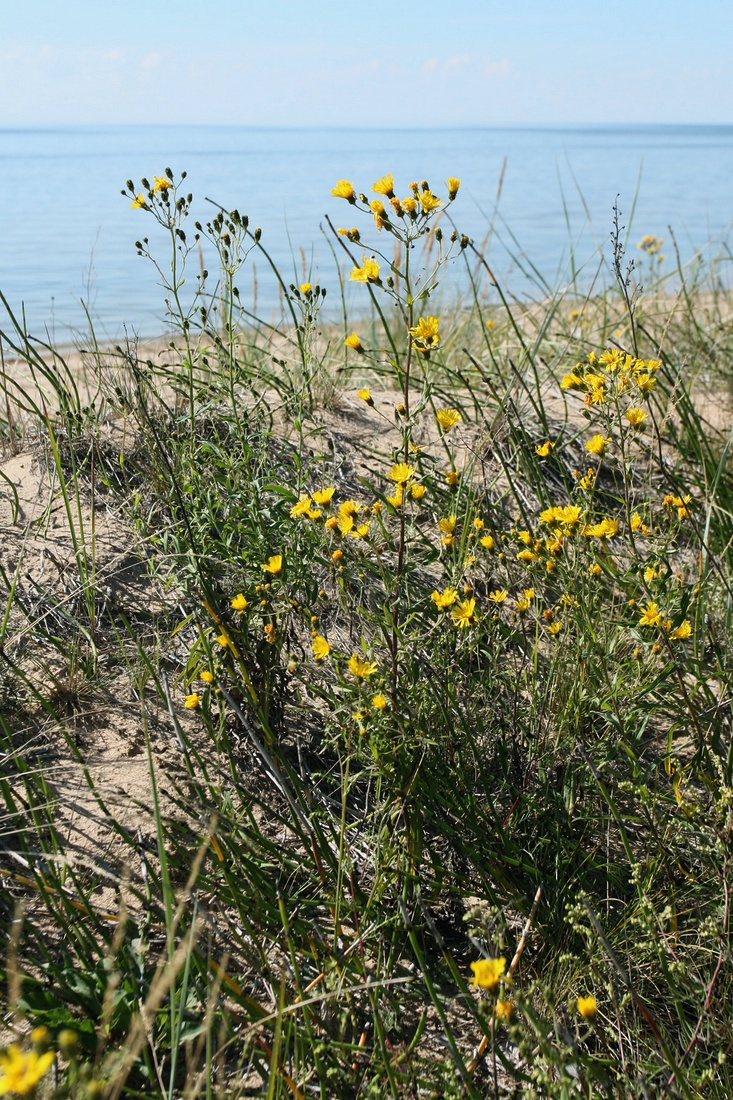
[1,0,730,126]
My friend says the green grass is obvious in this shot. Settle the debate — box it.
[1,170,733,1098]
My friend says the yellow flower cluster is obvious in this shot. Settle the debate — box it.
[561,348,661,408]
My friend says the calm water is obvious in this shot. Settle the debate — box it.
[1,125,732,340]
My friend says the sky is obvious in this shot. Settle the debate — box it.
[0,0,731,127]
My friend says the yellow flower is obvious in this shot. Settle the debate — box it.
[639,601,663,627]
[371,693,388,709]
[546,621,562,634]
[576,995,597,1020]
[452,598,477,629]
[535,441,554,457]
[299,282,312,295]
[480,534,494,550]
[411,483,426,500]
[470,956,506,990]
[184,692,201,709]
[445,470,459,486]
[386,485,404,508]
[402,196,417,214]
[438,515,457,536]
[131,192,147,209]
[669,620,692,640]
[446,177,461,199]
[388,462,415,484]
[312,635,331,660]
[489,588,507,604]
[435,407,461,432]
[408,314,441,352]
[583,517,619,539]
[431,586,459,609]
[625,407,647,428]
[372,173,395,196]
[494,998,513,1022]
[516,549,539,562]
[349,521,371,539]
[332,548,343,562]
[312,487,335,505]
[561,371,584,389]
[290,496,314,517]
[216,632,230,648]
[347,653,377,679]
[231,593,249,610]
[262,554,283,574]
[589,562,601,576]
[0,1046,55,1096]
[264,623,277,644]
[350,257,380,283]
[331,179,356,200]
[153,174,172,192]
[585,433,609,456]
[199,670,215,685]
[344,332,363,351]
[419,189,443,213]
[357,387,373,404]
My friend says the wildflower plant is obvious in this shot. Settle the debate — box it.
[1,166,733,1099]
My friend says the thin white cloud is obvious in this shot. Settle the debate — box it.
[142,51,165,69]
[443,53,471,74]
[484,58,510,78]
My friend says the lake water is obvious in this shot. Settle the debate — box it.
[1,124,732,340]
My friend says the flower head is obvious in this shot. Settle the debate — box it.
[153,175,172,193]
[0,1045,55,1096]
[131,192,148,209]
[347,653,377,679]
[408,315,440,353]
[436,408,462,432]
[419,189,443,213]
[489,588,508,604]
[357,387,373,404]
[331,179,356,201]
[470,957,506,990]
[372,173,395,196]
[446,177,461,199]
[535,440,554,457]
[669,620,692,640]
[494,998,513,1022]
[184,692,201,709]
[388,462,415,484]
[344,332,363,351]
[231,593,249,610]
[452,598,476,629]
[411,483,426,500]
[312,635,331,660]
[639,601,663,627]
[261,554,283,574]
[431,586,459,609]
[299,282,312,295]
[585,433,610,456]
[576,995,597,1020]
[371,693,388,709]
[625,407,647,428]
[312,487,335,505]
[350,256,380,283]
